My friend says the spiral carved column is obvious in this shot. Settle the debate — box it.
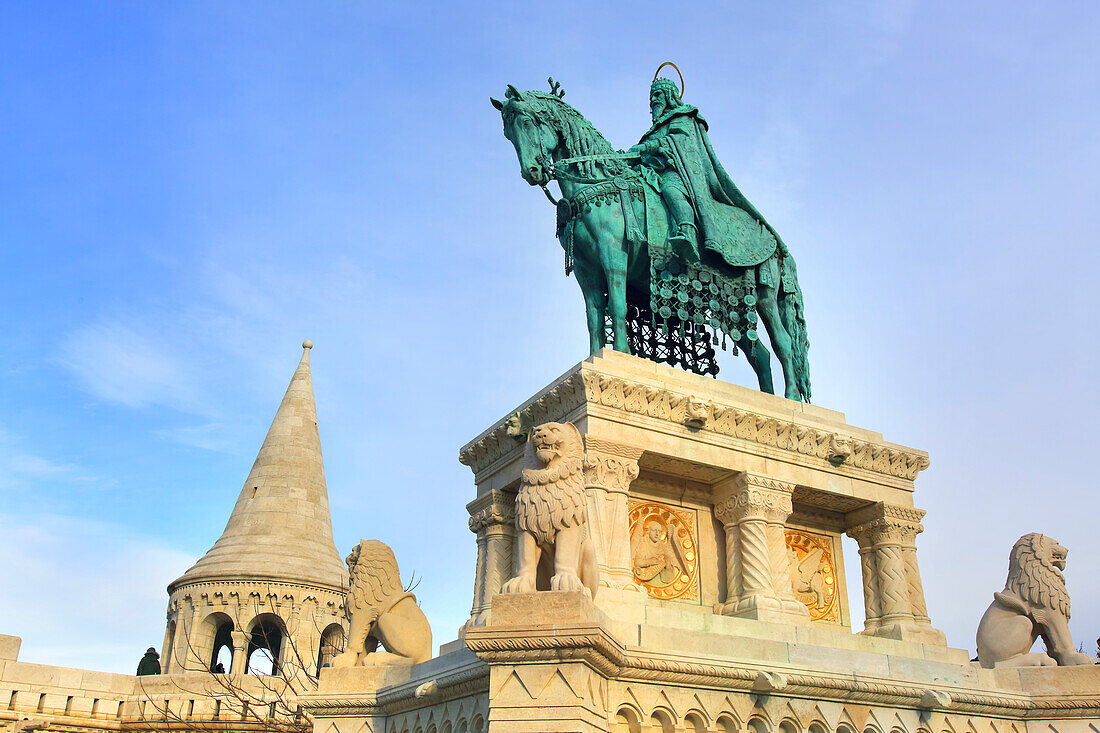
[583,438,644,592]
[846,502,945,644]
[713,473,808,624]
[465,490,515,628]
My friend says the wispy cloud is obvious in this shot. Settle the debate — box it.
[59,321,206,412]
[0,427,98,491]
[153,421,245,453]
[0,513,195,673]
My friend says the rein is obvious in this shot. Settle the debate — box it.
[538,150,643,204]
[521,113,646,275]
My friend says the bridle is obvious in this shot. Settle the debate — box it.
[518,112,641,205]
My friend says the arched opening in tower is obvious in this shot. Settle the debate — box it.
[193,612,234,674]
[316,623,345,671]
[209,617,234,673]
[246,614,285,676]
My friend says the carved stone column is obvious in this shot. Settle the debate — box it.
[846,502,945,644]
[713,473,809,624]
[465,489,515,628]
[229,629,249,677]
[583,438,644,592]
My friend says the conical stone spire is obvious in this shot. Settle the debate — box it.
[170,340,348,592]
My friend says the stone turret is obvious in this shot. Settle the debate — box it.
[161,341,348,677]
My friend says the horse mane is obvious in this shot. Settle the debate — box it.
[522,91,624,179]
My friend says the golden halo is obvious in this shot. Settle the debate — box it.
[653,61,685,98]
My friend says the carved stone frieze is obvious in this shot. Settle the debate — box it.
[459,373,587,474]
[463,621,1100,718]
[460,364,930,483]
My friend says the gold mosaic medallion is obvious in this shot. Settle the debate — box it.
[785,529,839,622]
[628,501,698,601]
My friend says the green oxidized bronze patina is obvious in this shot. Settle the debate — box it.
[492,69,811,402]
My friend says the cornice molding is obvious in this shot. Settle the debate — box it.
[463,622,1100,719]
[457,365,930,483]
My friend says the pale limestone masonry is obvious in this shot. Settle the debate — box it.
[163,341,349,679]
[6,347,1099,733]
[1,343,350,733]
[299,350,1099,732]
[457,349,944,642]
[0,638,301,733]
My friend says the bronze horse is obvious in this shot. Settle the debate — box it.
[493,83,810,401]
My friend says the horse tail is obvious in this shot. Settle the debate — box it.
[777,248,811,402]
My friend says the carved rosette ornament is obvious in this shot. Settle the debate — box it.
[583,438,645,593]
[713,473,809,623]
[846,502,945,644]
[466,490,516,628]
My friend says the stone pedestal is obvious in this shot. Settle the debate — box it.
[468,593,614,733]
[458,350,945,643]
[294,350,1100,733]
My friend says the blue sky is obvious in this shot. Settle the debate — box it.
[2,1,1098,673]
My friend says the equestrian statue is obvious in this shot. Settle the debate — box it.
[492,65,811,402]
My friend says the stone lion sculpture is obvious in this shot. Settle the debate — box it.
[501,422,599,598]
[331,540,432,667]
[975,532,1095,668]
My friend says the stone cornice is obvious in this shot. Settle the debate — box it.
[457,364,930,483]
[458,373,587,476]
[462,622,1100,719]
[169,579,347,604]
[299,660,488,717]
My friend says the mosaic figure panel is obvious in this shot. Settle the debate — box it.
[785,528,839,622]
[628,500,698,601]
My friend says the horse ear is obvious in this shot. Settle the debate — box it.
[490,97,504,111]
[505,84,523,101]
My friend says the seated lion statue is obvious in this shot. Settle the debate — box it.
[331,540,432,667]
[501,422,599,598]
[975,532,1095,668]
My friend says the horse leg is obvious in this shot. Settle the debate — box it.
[573,264,608,355]
[756,283,799,400]
[599,245,630,353]
[739,336,774,394]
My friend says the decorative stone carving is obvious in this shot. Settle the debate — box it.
[683,396,711,428]
[827,434,852,466]
[975,533,1096,668]
[459,374,587,475]
[785,529,839,622]
[466,490,515,627]
[713,473,809,623]
[332,540,432,667]
[846,503,945,644]
[583,439,641,493]
[501,422,599,598]
[628,501,699,601]
[583,438,644,593]
[459,363,931,482]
